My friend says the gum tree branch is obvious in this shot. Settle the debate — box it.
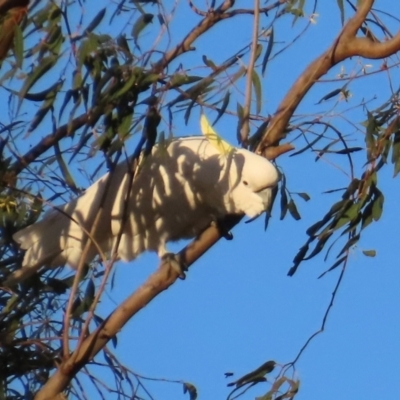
[255,0,399,155]
[154,1,283,73]
[239,0,260,146]
[9,112,91,176]
[34,215,242,399]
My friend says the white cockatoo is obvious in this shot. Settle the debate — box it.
[6,119,279,285]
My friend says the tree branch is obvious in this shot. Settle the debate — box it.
[9,112,90,176]
[239,0,260,146]
[255,0,400,156]
[349,34,400,59]
[34,215,242,399]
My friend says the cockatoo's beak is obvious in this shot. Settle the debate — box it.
[256,186,273,207]
[245,187,273,223]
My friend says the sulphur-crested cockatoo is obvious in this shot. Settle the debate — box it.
[7,122,279,285]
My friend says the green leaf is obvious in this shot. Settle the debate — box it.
[334,147,363,154]
[288,241,310,276]
[22,79,64,102]
[54,143,78,192]
[84,7,106,34]
[183,382,197,400]
[84,278,95,308]
[305,231,332,260]
[117,34,132,57]
[372,190,384,221]
[262,27,274,76]
[280,185,288,220]
[184,98,196,125]
[361,200,374,229]
[365,111,379,161]
[169,74,203,88]
[228,65,247,85]
[337,0,345,25]
[77,35,99,69]
[251,70,262,115]
[25,193,43,226]
[362,249,376,257]
[316,88,342,104]
[18,56,57,110]
[293,242,310,265]
[228,361,276,388]
[110,70,140,100]
[254,43,263,61]
[288,199,301,220]
[118,108,133,138]
[338,233,360,257]
[318,256,347,279]
[71,297,83,319]
[58,89,74,120]
[296,192,310,201]
[140,73,160,87]
[42,25,64,59]
[290,131,325,157]
[213,90,230,126]
[392,132,400,176]
[202,55,217,71]
[13,25,24,69]
[132,13,154,46]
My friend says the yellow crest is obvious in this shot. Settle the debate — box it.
[200,113,234,156]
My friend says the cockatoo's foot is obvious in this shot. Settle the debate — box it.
[161,253,187,280]
[211,218,234,240]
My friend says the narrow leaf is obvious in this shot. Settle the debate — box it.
[213,91,230,126]
[228,361,276,388]
[316,88,342,104]
[363,249,376,257]
[13,25,24,69]
[251,70,262,115]
[183,382,197,400]
[296,192,310,201]
[54,143,78,193]
[337,0,345,25]
[372,190,384,221]
[288,199,301,220]
[262,27,274,76]
[132,13,154,46]
[84,7,106,34]
[18,56,57,110]
[318,256,346,279]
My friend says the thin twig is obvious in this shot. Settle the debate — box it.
[239,0,260,146]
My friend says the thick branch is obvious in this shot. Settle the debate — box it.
[34,215,242,400]
[255,0,400,155]
[349,34,400,59]
[0,0,29,15]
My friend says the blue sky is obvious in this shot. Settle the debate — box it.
[4,1,400,399]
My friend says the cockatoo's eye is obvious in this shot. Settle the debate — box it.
[243,180,248,186]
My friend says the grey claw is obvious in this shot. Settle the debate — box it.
[213,218,234,240]
[161,253,187,280]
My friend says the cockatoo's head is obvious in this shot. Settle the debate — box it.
[229,148,279,218]
[236,148,279,193]
[199,113,280,218]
